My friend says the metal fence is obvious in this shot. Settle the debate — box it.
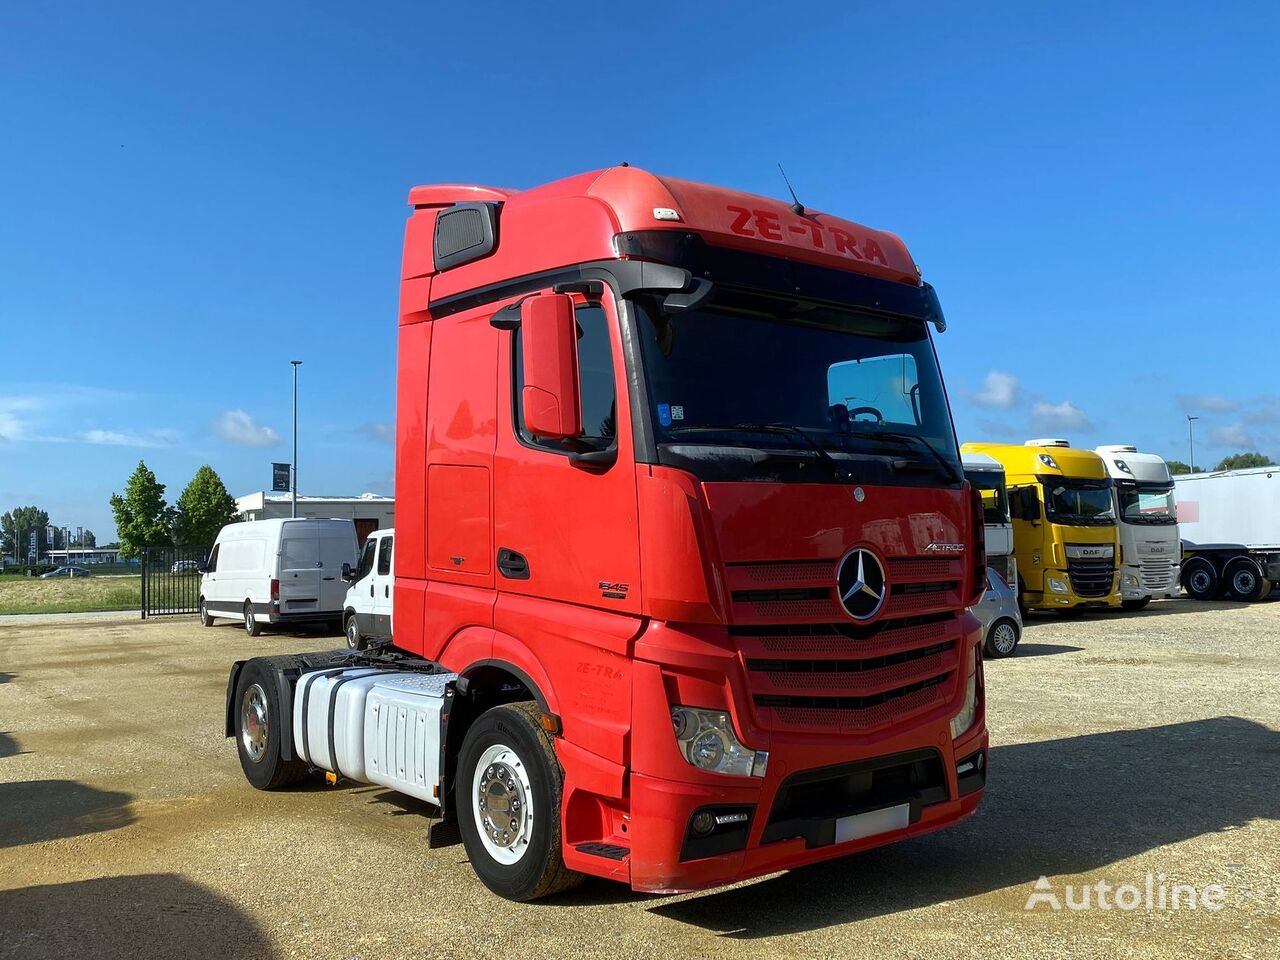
[140,544,211,618]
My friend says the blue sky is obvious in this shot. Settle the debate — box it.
[3,2,1278,539]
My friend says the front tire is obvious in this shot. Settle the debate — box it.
[457,702,581,901]
[345,614,366,651]
[199,598,214,627]
[1181,557,1218,600]
[984,617,1021,658]
[1224,557,1270,602]
[244,600,262,637]
[1121,597,1152,612]
[233,658,307,790]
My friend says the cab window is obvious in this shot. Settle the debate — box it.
[356,539,376,579]
[376,535,393,576]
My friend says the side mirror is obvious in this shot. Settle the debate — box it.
[341,562,355,582]
[520,294,582,440]
[196,560,208,574]
[1021,487,1042,522]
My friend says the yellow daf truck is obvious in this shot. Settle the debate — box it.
[961,440,1121,614]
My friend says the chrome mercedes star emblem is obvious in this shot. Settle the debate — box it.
[836,548,887,621]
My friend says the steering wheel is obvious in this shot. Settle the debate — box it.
[847,405,884,423]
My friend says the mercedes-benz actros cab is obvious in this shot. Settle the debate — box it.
[1094,445,1180,609]
[963,439,1120,614]
[225,167,988,901]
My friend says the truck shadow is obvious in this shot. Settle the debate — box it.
[1007,643,1083,658]
[650,716,1280,937]
[0,731,27,759]
[0,671,15,684]
[0,874,277,959]
[0,780,135,849]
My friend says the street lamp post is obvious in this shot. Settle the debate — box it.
[1187,415,1200,474]
[291,360,302,518]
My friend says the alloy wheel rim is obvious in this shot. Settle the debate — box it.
[994,622,1017,654]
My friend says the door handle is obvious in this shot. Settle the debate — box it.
[497,548,530,580]
[323,576,336,581]
[369,585,374,597]
[384,586,389,598]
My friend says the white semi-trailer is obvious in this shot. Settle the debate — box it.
[1095,445,1181,610]
[962,452,1014,587]
[1174,465,1280,601]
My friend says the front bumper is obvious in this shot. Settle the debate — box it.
[625,727,987,893]
[1027,569,1120,610]
[1119,563,1181,601]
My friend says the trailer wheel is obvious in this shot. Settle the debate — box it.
[233,658,307,790]
[199,598,214,627]
[1121,597,1152,611]
[984,617,1021,658]
[244,600,262,637]
[457,701,581,901]
[1224,557,1271,602]
[344,614,366,651]
[1181,557,1218,600]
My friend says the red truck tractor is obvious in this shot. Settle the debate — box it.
[226,166,988,901]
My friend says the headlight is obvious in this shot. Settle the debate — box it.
[1047,576,1069,594]
[1123,574,1139,587]
[671,707,767,778]
[950,648,979,739]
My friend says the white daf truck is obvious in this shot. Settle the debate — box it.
[1095,445,1181,610]
[962,452,1014,587]
[1174,465,1280,601]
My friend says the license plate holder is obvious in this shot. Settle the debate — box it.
[834,802,911,843]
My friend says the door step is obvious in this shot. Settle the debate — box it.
[574,842,630,861]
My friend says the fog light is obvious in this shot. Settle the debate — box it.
[690,810,716,837]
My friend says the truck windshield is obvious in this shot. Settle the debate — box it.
[965,470,1009,523]
[633,290,960,484]
[1117,482,1178,525]
[1041,478,1116,526]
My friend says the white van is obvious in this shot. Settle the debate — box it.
[341,527,393,650]
[199,518,359,635]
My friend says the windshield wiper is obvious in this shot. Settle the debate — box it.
[845,429,961,483]
[667,423,851,481]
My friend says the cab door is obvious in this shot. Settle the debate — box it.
[371,533,394,637]
[492,291,642,614]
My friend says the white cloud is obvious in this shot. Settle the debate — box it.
[1178,393,1238,414]
[80,428,177,448]
[214,409,281,448]
[358,422,395,444]
[0,396,40,442]
[1242,396,1280,426]
[971,370,1020,410]
[1031,400,1094,433]
[1209,423,1255,449]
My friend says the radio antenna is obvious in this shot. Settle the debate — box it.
[777,163,805,215]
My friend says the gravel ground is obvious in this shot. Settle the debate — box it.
[1,600,1277,959]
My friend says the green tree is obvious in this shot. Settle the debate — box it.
[1214,452,1275,472]
[172,465,238,546]
[109,461,173,560]
[1166,459,1202,476]
[1,506,51,560]
[82,529,97,548]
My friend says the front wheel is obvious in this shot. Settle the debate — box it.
[1121,597,1152,612]
[199,598,214,627]
[456,702,581,901]
[984,617,1021,658]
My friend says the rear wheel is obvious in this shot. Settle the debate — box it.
[233,658,307,790]
[1224,557,1271,602]
[1121,597,1152,611]
[984,617,1021,658]
[457,701,581,901]
[1181,557,1218,600]
[199,598,214,627]
[244,600,262,637]
[345,614,366,651]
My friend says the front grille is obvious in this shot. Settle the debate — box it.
[1067,559,1115,598]
[726,558,965,733]
[1139,557,1176,590]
